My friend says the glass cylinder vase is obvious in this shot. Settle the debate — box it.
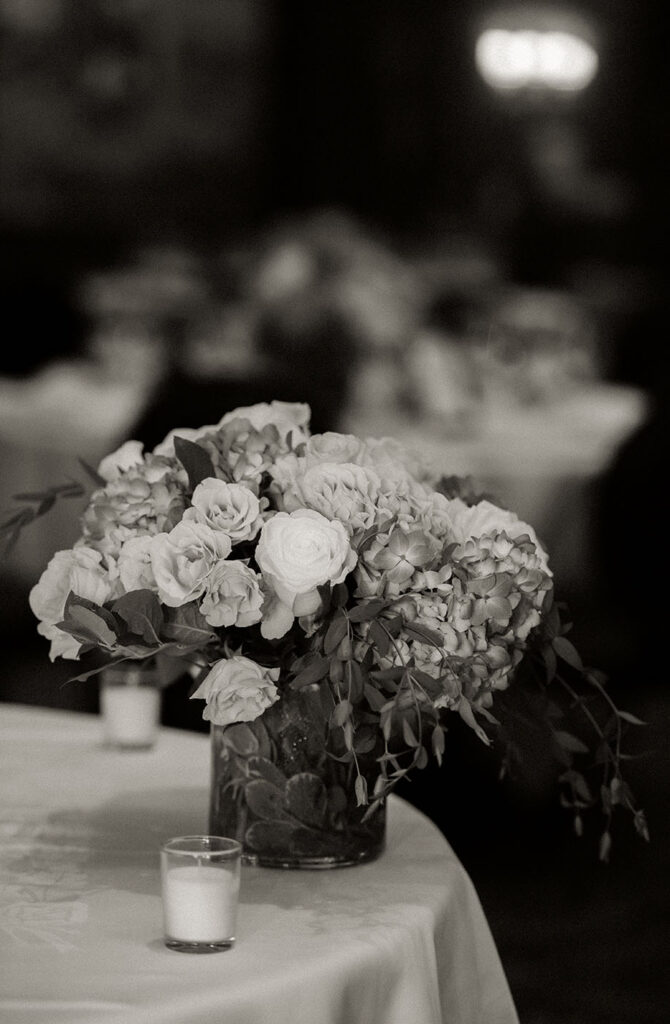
[209,685,386,869]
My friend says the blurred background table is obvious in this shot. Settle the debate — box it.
[344,381,647,592]
[0,366,150,583]
[0,703,519,1024]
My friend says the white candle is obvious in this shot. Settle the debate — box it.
[162,865,240,943]
[101,685,159,748]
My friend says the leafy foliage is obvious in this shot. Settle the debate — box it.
[0,481,86,557]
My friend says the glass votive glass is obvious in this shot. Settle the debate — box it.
[100,664,160,750]
[160,836,242,953]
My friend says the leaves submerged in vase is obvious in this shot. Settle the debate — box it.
[211,701,386,863]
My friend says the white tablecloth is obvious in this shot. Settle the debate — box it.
[0,704,519,1024]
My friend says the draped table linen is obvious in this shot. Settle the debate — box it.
[0,704,519,1024]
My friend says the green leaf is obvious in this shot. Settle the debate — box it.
[330,582,349,609]
[174,436,215,491]
[108,645,152,661]
[222,724,259,757]
[324,614,348,655]
[355,525,384,555]
[154,653,188,688]
[327,785,348,817]
[404,622,444,648]
[380,613,403,637]
[12,490,53,502]
[369,666,404,684]
[66,661,118,683]
[329,659,344,686]
[458,699,490,746]
[364,683,387,712]
[347,600,386,623]
[112,589,163,644]
[0,509,32,529]
[402,717,420,747]
[290,654,330,689]
[64,592,118,629]
[251,719,273,760]
[77,458,106,487]
[162,604,215,645]
[244,779,290,821]
[354,775,368,806]
[348,660,366,702]
[552,636,583,671]
[247,756,286,789]
[368,619,390,657]
[36,496,56,517]
[573,773,593,803]
[431,725,445,765]
[64,605,118,647]
[353,726,376,754]
[634,810,650,842]
[618,711,647,726]
[284,773,328,827]
[410,668,443,697]
[598,830,612,863]
[337,635,353,660]
[317,681,336,721]
[331,699,352,727]
[245,821,295,853]
[554,730,590,754]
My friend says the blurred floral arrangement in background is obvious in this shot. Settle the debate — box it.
[2,400,648,862]
[72,211,603,444]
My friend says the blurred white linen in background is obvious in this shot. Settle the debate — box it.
[0,361,151,583]
[344,381,647,589]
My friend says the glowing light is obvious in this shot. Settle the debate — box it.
[475,28,598,91]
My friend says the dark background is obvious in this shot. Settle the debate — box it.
[1,3,668,1021]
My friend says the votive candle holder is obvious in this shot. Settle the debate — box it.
[160,836,241,953]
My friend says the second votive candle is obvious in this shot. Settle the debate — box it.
[161,836,241,953]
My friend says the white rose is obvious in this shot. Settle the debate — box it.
[97,440,145,482]
[200,560,264,628]
[29,546,112,625]
[282,462,380,533]
[37,621,82,662]
[29,546,113,661]
[256,509,357,638]
[150,520,232,607]
[304,432,366,465]
[118,535,158,593]
[186,479,263,543]
[190,656,280,726]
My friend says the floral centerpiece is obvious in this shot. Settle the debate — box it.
[4,401,647,867]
